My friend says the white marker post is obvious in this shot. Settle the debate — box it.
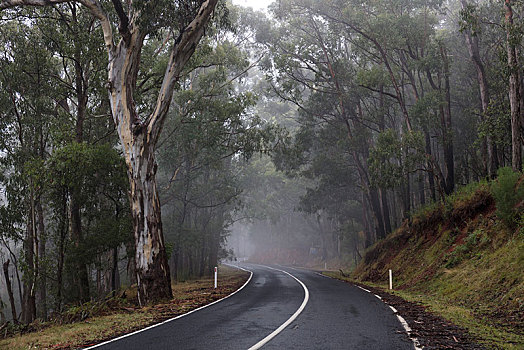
[389,269,393,290]
[214,266,218,289]
[324,262,327,270]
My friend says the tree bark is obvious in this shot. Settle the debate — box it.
[505,0,522,172]
[460,0,498,177]
[22,193,36,324]
[106,0,218,306]
[424,127,437,202]
[2,260,17,323]
[36,200,47,320]
[126,141,172,304]
[379,188,392,235]
[70,196,90,302]
[111,246,120,296]
[55,190,67,311]
[361,192,374,246]
[440,43,455,194]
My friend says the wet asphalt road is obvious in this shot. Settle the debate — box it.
[91,264,413,349]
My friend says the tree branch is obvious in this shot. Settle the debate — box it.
[77,0,113,52]
[111,0,130,44]
[0,0,70,9]
[0,0,114,52]
[146,0,219,146]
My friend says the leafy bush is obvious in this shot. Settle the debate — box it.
[491,167,524,229]
[443,180,488,215]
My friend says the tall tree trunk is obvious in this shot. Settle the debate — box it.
[126,238,137,286]
[505,0,523,172]
[418,173,426,206]
[369,188,386,240]
[105,0,218,305]
[21,212,36,324]
[56,190,67,311]
[401,174,411,219]
[424,129,437,201]
[69,21,91,303]
[2,260,17,323]
[36,200,47,320]
[172,248,179,282]
[440,43,455,194]
[111,246,120,296]
[379,189,392,235]
[361,192,374,246]
[127,141,172,305]
[460,0,498,177]
[70,196,90,302]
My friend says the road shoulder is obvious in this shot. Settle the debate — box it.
[324,272,486,349]
[0,266,250,350]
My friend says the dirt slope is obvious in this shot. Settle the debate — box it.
[353,182,523,349]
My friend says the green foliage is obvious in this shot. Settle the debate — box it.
[443,180,489,214]
[459,3,482,36]
[368,129,425,189]
[444,229,490,268]
[491,167,524,230]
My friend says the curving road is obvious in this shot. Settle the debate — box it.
[88,264,414,349]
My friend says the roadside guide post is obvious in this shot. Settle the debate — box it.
[389,269,393,290]
[214,266,218,289]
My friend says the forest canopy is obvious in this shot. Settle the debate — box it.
[0,0,523,326]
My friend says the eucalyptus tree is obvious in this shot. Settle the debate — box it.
[459,0,499,177]
[156,28,279,279]
[0,19,64,322]
[503,0,522,171]
[256,4,380,240]
[1,0,223,305]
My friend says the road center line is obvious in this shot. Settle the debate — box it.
[248,265,310,350]
[83,264,253,350]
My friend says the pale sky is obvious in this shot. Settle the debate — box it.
[231,0,274,11]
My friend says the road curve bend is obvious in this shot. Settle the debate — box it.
[87,264,413,349]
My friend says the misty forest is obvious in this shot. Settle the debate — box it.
[0,0,523,338]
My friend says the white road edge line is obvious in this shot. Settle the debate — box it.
[389,305,398,313]
[353,283,422,350]
[247,265,310,350]
[356,285,372,293]
[83,264,253,350]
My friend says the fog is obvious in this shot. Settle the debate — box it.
[224,154,365,269]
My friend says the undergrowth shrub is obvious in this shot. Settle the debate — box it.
[491,167,524,230]
[55,296,127,324]
[445,229,489,268]
[444,180,488,214]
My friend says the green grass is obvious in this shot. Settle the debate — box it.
[347,180,524,350]
[324,271,523,350]
[390,288,523,350]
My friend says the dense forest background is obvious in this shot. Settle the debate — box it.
[0,0,523,325]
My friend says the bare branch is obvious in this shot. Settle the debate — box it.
[77,0,113,52]
[146,0,219,146]
[111,0,130,44]
[0,0,70,9]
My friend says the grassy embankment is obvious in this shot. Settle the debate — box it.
[331,168,524,349]
[0,265,249,350]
